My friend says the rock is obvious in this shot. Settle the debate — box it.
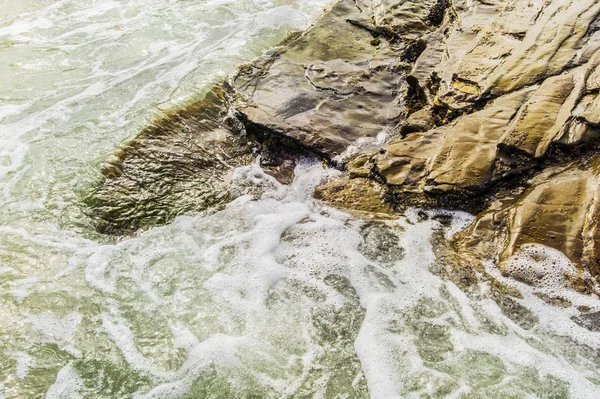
[86,88,256,235]
[399,108,435,136]
[337,0,600,292]
[361,87,536,195]
[233,0,452,158]
[431,0,600,109]
[351,59,600,200]
[86,87,308,235]
[90,0,600,297]
[500,56,600,158]
[500,157,600,282]
[314,177,394,217]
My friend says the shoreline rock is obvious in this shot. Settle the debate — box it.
[89,0,600,298]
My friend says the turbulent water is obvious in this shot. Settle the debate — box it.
[1,1,600,398]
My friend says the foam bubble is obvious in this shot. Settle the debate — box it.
[504,244,600,311]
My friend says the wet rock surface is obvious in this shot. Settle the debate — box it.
[317,0,600,294]
[86,89,256,235]
[91,0,600,296]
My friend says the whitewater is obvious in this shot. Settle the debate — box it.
[1,1,600,398]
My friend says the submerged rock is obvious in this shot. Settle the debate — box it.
[86,88,256,235]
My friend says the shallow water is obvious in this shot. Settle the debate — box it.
[1,1,600,398]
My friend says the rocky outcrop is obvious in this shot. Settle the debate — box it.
[90,0,600,295]
[309,0,600,293]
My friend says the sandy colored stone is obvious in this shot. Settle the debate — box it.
[588,64,600,91]
[426,89,535,192]
[400,108,435,135]
[499,73,578,158]
[487,0,600,96]
[233,0,399,157]
[372,88,536,193]
[314,178,394,216]
[375,125,444,189]
[407,0,600,109]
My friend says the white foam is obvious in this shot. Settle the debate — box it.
[45,364,84,399]
[227,160,286,200]
[26,312,83,358]
[488,244,600,350]
[101,312,175,378]
[4,160,600,397]
[84,245,122,294]
[15,352,33,380]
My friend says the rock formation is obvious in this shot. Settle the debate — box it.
[89,0,600,297]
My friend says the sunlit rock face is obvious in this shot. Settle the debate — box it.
[91,0,600,292]
[334,0,600,291]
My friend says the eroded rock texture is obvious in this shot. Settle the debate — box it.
[310,0,600,290]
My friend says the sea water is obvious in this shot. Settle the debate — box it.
[1,1,600,398]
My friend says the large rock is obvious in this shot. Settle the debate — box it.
[336,0,600,292]
[89,0,600,295]
[232,0,450,158]
[372,0,443,38]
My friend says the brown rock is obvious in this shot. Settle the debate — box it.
[408,0,600,110]
[233,0,453,158]
[371,88,536,193]
[314,178,394,217]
